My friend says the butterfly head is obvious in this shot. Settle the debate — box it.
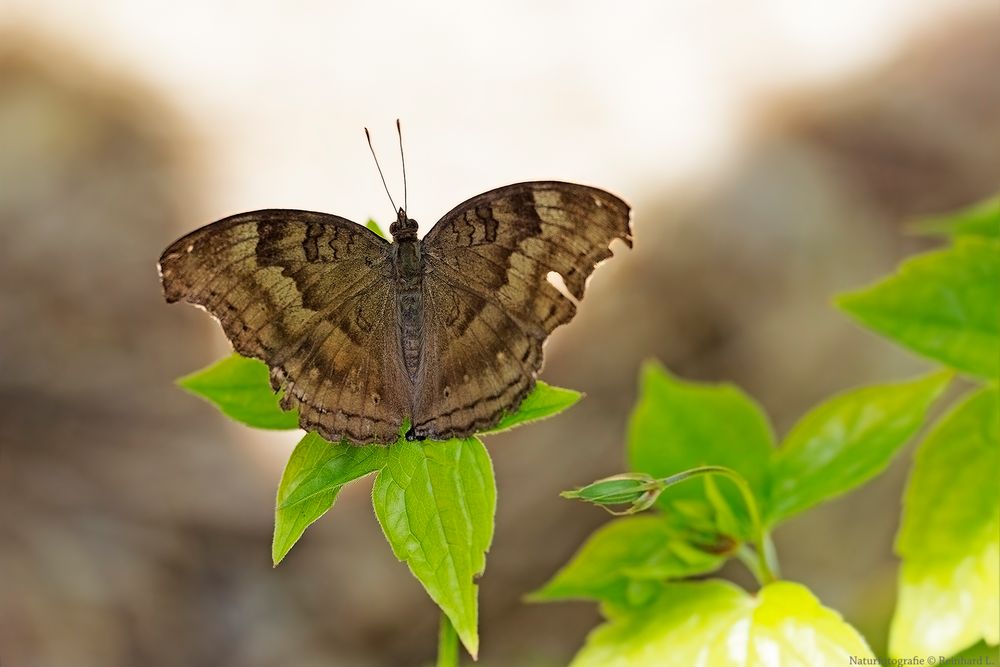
[389,207,419,242]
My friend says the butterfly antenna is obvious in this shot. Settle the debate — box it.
[396,118,407,214]
[365,127,397,212]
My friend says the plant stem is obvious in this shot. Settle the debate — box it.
[437,611,459,667]
[762,531,781,580]
[659,465,777,585]
[735,544,765,583]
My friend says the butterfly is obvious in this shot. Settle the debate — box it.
[160,158,630,445]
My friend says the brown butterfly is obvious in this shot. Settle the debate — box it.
[159,130,631,445]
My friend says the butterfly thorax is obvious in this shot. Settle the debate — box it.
[390,214,425,382]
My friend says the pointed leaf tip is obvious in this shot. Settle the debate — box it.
[372,437,496,658]
[178,354,299,430]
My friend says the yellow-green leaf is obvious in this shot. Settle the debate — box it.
[837,239,1000,380]
[890,387,1000,658]
[372,437,496,659]
[571,580,875,667]
[767,372,950,524]
[272,433,385,564]
[479,381,581,435]
[366,218,388,239]
[529,516,724,608]
[911,194,999,239]
[628,361,774,537]
[177,354,299,430]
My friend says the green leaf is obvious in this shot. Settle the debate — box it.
[272,433,386,564]
[947,642,1000,665]
[366,218,388,239]
[911,194,1000,239]
[890,387,1000,658]
[177,354,299,430]
[529,516,725,608]
[570,580,876,666]
[627,361,774,536]
[478,381,581,435]
[767,372,950,524]
[837,239,1000,379]
[372,437,496,659]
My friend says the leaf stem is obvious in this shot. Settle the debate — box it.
[659,465,777,585]
[437,611,459,667]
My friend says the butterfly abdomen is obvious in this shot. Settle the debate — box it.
[393,238,425,382]
[398,288,423,381]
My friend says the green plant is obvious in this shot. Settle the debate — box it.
[534,195,999,665]
[174,220,581,665]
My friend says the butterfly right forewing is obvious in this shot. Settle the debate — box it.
[412,181,631,439]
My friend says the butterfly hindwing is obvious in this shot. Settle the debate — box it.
[412,268,542,439]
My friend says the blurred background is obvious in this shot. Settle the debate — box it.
[1,1,998,665]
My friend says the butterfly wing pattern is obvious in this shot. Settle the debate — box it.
[159,210,410,443]
[415,182,631,439]
[159,182,631,445]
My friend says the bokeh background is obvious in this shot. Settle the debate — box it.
[1,1,998,665]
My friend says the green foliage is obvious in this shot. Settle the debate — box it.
[543,193,1000,666]
[366,218,388,239]
[835,196,1000,659]
[569,580,875,667]
[766,371,950,523]
[272,433,386,564]
[628,361,773,536]
[837,238,1000,379]
[480,383,581,434]
[177,354,299,429]
[177,351,577,660]
[911,194,999,239]
[890,386,1000,658]
[541,364,950,665]
[373,437,495,658]
[529,516,725,608]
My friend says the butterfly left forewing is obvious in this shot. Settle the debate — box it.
[159,209,409,444]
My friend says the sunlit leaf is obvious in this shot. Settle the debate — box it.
[479,381,581,435]
[890,387,1000,658]
[529,516,725,608]
[366,218,388,239]
[272,433,386,564]
[177,354,299,430]
[570,580,875,667]
[945,642,1000,665]
[628,361,774,537]
[766,372,950,524]
[837,239,1000,379]
[911,194,999,239]
[372,437,496,659]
